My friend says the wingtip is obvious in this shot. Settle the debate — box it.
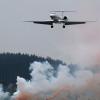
[85,20,97,23]
[24,21,34,23]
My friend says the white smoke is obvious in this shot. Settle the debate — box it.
[0,85,10,100]
[0,61,100,100]
[11,61,100,100]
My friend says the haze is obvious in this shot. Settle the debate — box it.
[0,0,100,66]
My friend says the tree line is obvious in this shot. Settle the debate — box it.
[0,53,64,93]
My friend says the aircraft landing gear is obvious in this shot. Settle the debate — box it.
[63,25,65,28]
[51,25,54,28]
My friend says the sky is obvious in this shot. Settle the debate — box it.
[0,0,100,66]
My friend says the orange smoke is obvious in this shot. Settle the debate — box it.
[95,52,100,65]
[15,92,38,100]
[14,85,74,100]
[46,85,73,100]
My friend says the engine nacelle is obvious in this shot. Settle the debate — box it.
[63,16,68,20]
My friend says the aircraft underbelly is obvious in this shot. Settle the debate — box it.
[55,21,62,24]
[50,15,61,23]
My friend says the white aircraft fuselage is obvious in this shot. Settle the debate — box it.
[50,13,63,23]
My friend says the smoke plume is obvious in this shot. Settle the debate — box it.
[0,85,10,100]
[0,61,100,100]
[10,61,100,100]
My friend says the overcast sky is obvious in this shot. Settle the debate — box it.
[0,0,100,66]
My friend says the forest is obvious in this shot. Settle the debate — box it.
[0,53,65,93]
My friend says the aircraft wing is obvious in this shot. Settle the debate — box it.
[24,21,53,25]
[65,21,86,25]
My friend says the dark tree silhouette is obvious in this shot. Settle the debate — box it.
[0,53,65,93]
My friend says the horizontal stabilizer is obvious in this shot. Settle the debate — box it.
[50,10,76,13]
